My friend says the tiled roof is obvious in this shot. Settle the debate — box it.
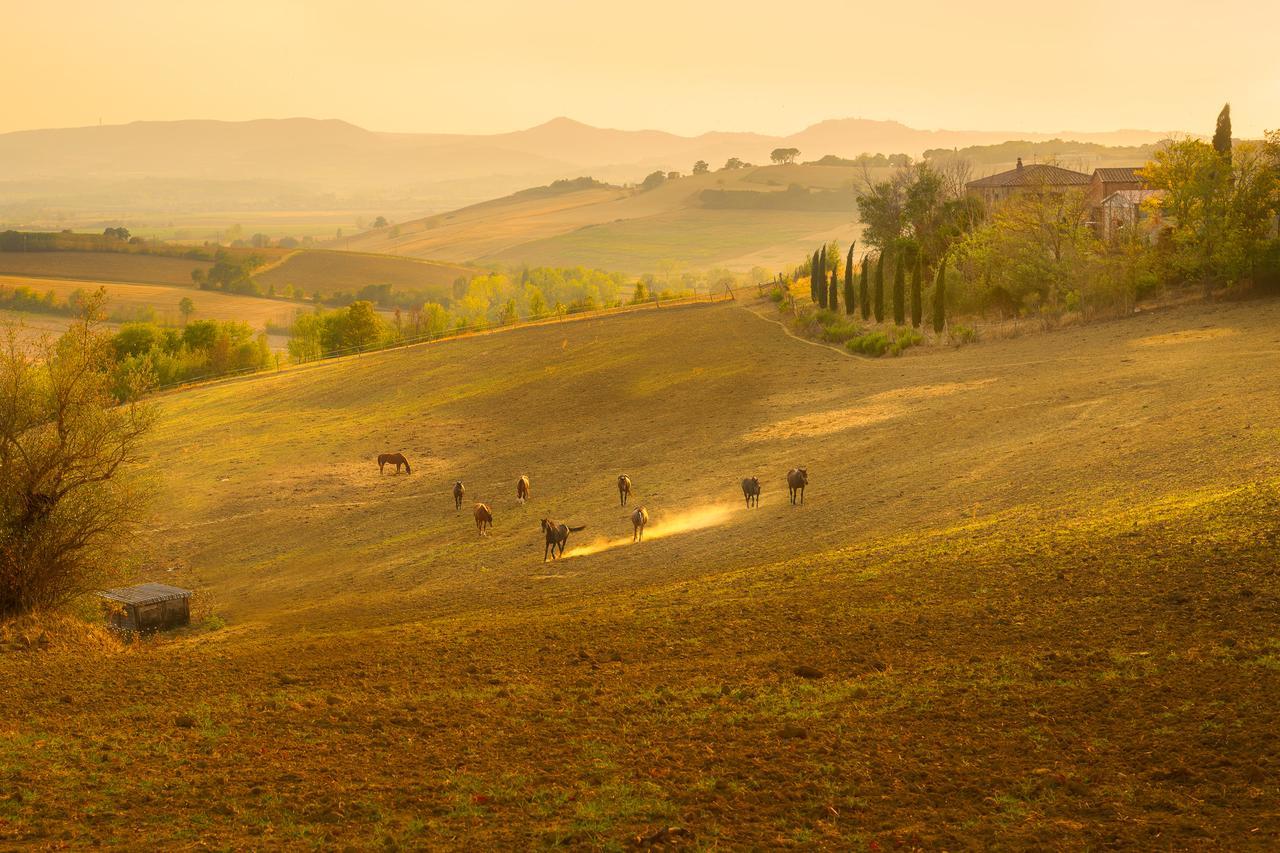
[967,163,1092,189]
[1094,167,1143,183]
[98,583,192,606]
[1103,189,1165,205]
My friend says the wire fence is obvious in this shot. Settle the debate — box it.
[152,291,733,395]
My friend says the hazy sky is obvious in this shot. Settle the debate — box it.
[3,0,1276,137]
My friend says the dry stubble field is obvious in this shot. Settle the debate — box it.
[2,297,1279,849]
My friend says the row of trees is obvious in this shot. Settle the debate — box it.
[805,241,946,333]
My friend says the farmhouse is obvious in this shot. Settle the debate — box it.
[98,583,193,633]
[965,158,1092,206]
[1099,189,1167,242]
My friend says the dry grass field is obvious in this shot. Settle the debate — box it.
[253,250,475,300]
[0,251,211,287]
[2,296,1279,848]
[334,165,871,273]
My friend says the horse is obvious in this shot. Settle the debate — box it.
[618,475,632,506]
[631,507,649,542]
[378,453,410,474]
[517,475,531,504]
[541,518,585,561]
[474,503,493,536]
[787,468,808,505]
[742,476,761,508]
[452,481,465,511]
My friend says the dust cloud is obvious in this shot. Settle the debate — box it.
[563,503,739,559]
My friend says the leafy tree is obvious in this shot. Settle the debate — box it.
[692,160,710,175]
[932,256,947,333]
[770,147,800,165]
[893,249,906,325]
[859,256,870,319]
[1213,103,1232,163]
[641,170,667,191]
[910,253,923,328]
[631,281,649,304]
[843,244,856,315]
[723,157,745,171]
[1,297,155,617]
[873,253,885,323]
[422,303,450,338]
[524,284,548,318]
[372,216,389,228]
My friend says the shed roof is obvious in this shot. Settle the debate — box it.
[1093,167,1143,183]
[967,162,1091,189]
[98,583,192,606]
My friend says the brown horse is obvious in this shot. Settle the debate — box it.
[452,481,465,511]
[517,475,531,504]
[631,507,649,542]
[787,468,808,505]
[541,518,585,561]
[378,453,410,474]
[474,503,493,536]
[618,475,632,506]
[742,476,761,508]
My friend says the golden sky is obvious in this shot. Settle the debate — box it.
[2,0,1276,137]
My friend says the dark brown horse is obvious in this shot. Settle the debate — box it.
[452,481,465,511]
[474,503,493,536]
[517,475,531,504]
[618,475,632,506]
[541,518,585,561]
[378,453,410,474]
[742,476,761,508]
[631,506,649,542]
[787,468,808,505]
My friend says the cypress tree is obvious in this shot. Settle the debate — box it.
[829,264,840,313]
[892,249,905,325]
[859,256,870,320]
[842,244,856,316]
[933,256,947,334]
[810,249,822,304]
[1213,103,1232,163]
[873,253,885,323]
[910,252,923,328]
[815,248,827,308]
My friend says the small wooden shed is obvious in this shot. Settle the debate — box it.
[98,583,193,633]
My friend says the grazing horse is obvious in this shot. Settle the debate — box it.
[517,475,531,504]
[473,503,493,536]
[541,518,585,561]
[618,475,632,506]
[378,453,410,474]
[742,476,761,508]
[631,507,650,542]
[786,468,808,505]
[452,481,465,511]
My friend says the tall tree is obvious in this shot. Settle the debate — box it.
[910,253,923,328]
[892,249,906,325]
[933,256,947,334]
[859,256,870,319]
[1213,103,1232,164]
[810,249,822,303]
[873,253,885,323]
[843,244,857,315]
[829,265,840,313]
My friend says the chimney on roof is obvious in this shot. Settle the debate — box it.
[1016,157,1024,171]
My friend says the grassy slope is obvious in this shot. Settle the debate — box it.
[253,249,476,300]
[334,165,870,273]
[0,251,211,286]
[2,299,1279,847]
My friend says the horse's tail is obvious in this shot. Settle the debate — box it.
[568,525,586,532]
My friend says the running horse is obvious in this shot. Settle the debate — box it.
[631,507,650,542]
[516,475,531,504]
[474,503,493,536]
[741,476,761,508]
[786,468,808,505]
[452,481,465,511]
[378,453,411,474]
[617,475,632,506]
[541,518,585,561]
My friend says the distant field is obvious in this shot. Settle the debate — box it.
[254,249,475,299]
[479,208,861,274]
[333,164,871,273]
[0,275,306,330]
[0,251,211,286]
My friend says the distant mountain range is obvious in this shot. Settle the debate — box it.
[0,116,1183,217]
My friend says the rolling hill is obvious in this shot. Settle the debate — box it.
[253,250,475,301]
[2,295,1277,847]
